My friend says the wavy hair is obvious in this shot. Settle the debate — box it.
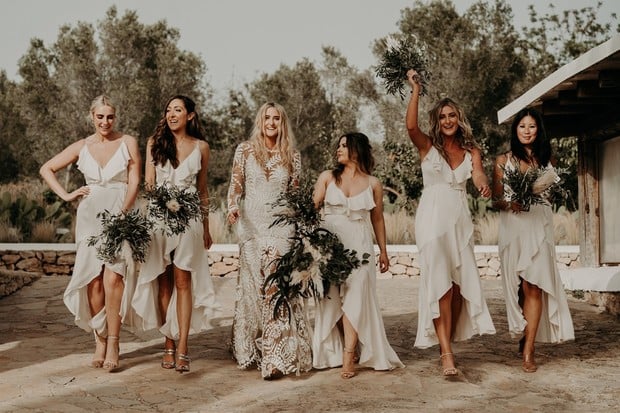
[510,107,551,166]
[332,132,375,184]
[248,102,296,174]
[151,95,205,168]
[428,98,480,160]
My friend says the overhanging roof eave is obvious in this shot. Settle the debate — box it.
[497,35,620,125]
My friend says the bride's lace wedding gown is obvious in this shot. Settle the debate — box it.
[227,141,312,378]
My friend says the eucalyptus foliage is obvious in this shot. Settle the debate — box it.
[265,180,369,320]
[375,34,432,98]
[501,165,569,211]
[87,209,152,263]
[144,183,203,236]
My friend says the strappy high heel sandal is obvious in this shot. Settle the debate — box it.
[161,348,176,369]
[439,352,458,377]
[175,353,190,373]
[522,353,537,373]
[103,336,120,372]
[91,331,107,368]
[341,347,356,379]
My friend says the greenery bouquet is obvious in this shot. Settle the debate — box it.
[264,180,369,320]
[87,209,152,263]
[144,183,203,236]
[502,165,569,211]
[375,34,432,98]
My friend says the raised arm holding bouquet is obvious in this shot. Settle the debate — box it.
[376,34,432,98]
[405,70,496,377]
[492,108,574,373]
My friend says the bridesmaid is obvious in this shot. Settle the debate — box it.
[406,69,495,376]
[133,95,219,373]
[492,108,574,372]
[40,95,141,370]
[312,132,404,379]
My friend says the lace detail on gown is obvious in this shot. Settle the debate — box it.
[227,141,312,377]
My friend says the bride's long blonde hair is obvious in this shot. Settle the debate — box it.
[248,102,297,174]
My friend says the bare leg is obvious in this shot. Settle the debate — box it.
[87,273,105,366]
[433,285,458,375]
[341,314,358,379]
[158,266,176,366]
[174,266,192,372]
[450,283,462,340]
[103,267,124,370]
[521,279,542,372]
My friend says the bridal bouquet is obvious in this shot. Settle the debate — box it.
[264,180,369,319]
[375,34,432,98]
[87,209,153,263]
[502,165,568,211]
[143,183,204,236]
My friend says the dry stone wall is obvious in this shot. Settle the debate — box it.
[1,244,580,279]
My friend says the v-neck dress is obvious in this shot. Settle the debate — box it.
[64,139,138,335]
[414,146,495,348]
[133,143,220,339]
[312,181,404,370]
[498,157,574,343]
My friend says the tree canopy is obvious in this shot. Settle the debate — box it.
[1,1,617,213]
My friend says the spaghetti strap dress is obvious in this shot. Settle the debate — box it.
[132,142,220,339]
[498,157,574,342]
[414,146,496,348]
[65,139,138,335]
[312,181,404,370]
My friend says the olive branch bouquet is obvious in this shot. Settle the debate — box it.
[264,179,369,320]
[143,183,204,236]
[375,34,432,98]
[502,165,569,211]
[87,209,153,263]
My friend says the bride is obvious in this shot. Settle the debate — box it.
[227,102,312,379]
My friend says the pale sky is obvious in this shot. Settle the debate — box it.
[1,0,617,94]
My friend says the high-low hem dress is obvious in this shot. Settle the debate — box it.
[312,182,404,371]
[132,143,220,339]
[498,158,574,343]
[414,146,495,349]
[64,139,138,336]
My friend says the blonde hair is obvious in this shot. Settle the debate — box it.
[428,98,479,160]
[88,95,117,126]
[249,102,296,174]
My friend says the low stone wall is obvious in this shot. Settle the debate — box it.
[0,269,41,297]
[209,246,581,279]
[1,243,580,278]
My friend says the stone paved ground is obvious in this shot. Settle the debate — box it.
[0,276,619,413]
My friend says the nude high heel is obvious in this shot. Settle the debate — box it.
[103,336,120,372]
[91,331,107,368]
[341,347,356,379]
[522,353,537,373]
[439,352,458,376]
